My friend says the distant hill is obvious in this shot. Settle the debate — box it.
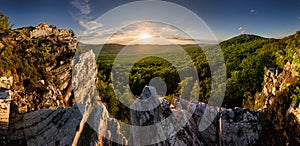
[220,34,271,48]
[78,43,204,55]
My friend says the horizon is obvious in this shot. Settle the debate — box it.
[78,32,292,45]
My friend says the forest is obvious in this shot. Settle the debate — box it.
[81,32,300,125]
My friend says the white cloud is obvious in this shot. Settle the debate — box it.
[298,17,300,20]
[239,26,246,34]
[250,9,255,13]
[79,21,103,30]
[71,0,91,15]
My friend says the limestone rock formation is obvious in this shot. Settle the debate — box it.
[72,50,128,146]
[130,86,262,146]
[72,50,98,104]
[7,105,83,146]
[262,62,298,107]
[260,52,300,122]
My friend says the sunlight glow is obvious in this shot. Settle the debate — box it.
[139,33,152,39]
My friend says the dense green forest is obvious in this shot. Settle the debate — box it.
[82,31,300,125]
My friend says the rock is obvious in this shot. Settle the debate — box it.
[7,104,83,146]
[1,49,128,146]
[260,53,300,123]
[72,50,98,104]
[220,108,262,146]
[0,76,13,90]
[6,23,77,113]
[262,62,298,108]
[130,86,176,145]
[0,42,4,49]
[71,50,127,146]
[130,86,262,146]
[289,104,300,123]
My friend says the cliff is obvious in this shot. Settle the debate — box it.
[0,23,77,113]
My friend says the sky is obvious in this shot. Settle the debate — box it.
[0,0,299,44]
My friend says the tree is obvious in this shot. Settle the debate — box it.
[190,80,200,101]
[177,77,194,100]
[0,13,12,34]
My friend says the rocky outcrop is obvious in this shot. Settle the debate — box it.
[0,50,128,146]
[130,86,178,145]
[260,51,300,123]
[72,50,128,146]
[2,23,78,113]
[130,86,262,146]
[262,62,298,107]
[72,50,98,104]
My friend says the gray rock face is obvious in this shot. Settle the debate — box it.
[130,86,177,145]
[72,50,98,104]
[7,105,83,146]
[131,86,262,146]
[72,50,127,146]
[220,107,262,146]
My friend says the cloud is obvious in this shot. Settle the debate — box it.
[250,9,255,13]
[71,0,91,15]
[298,17,300,20]
[79,21,103,30]
[80,21,215,45]
[239,26,246,34]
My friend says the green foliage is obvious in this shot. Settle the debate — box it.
[177,77,194,99]
[220,33,300,108]
[288,79,300,105]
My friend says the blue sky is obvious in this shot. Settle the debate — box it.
[0,0,299,44]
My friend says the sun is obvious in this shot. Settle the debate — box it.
[139,33,152,39]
